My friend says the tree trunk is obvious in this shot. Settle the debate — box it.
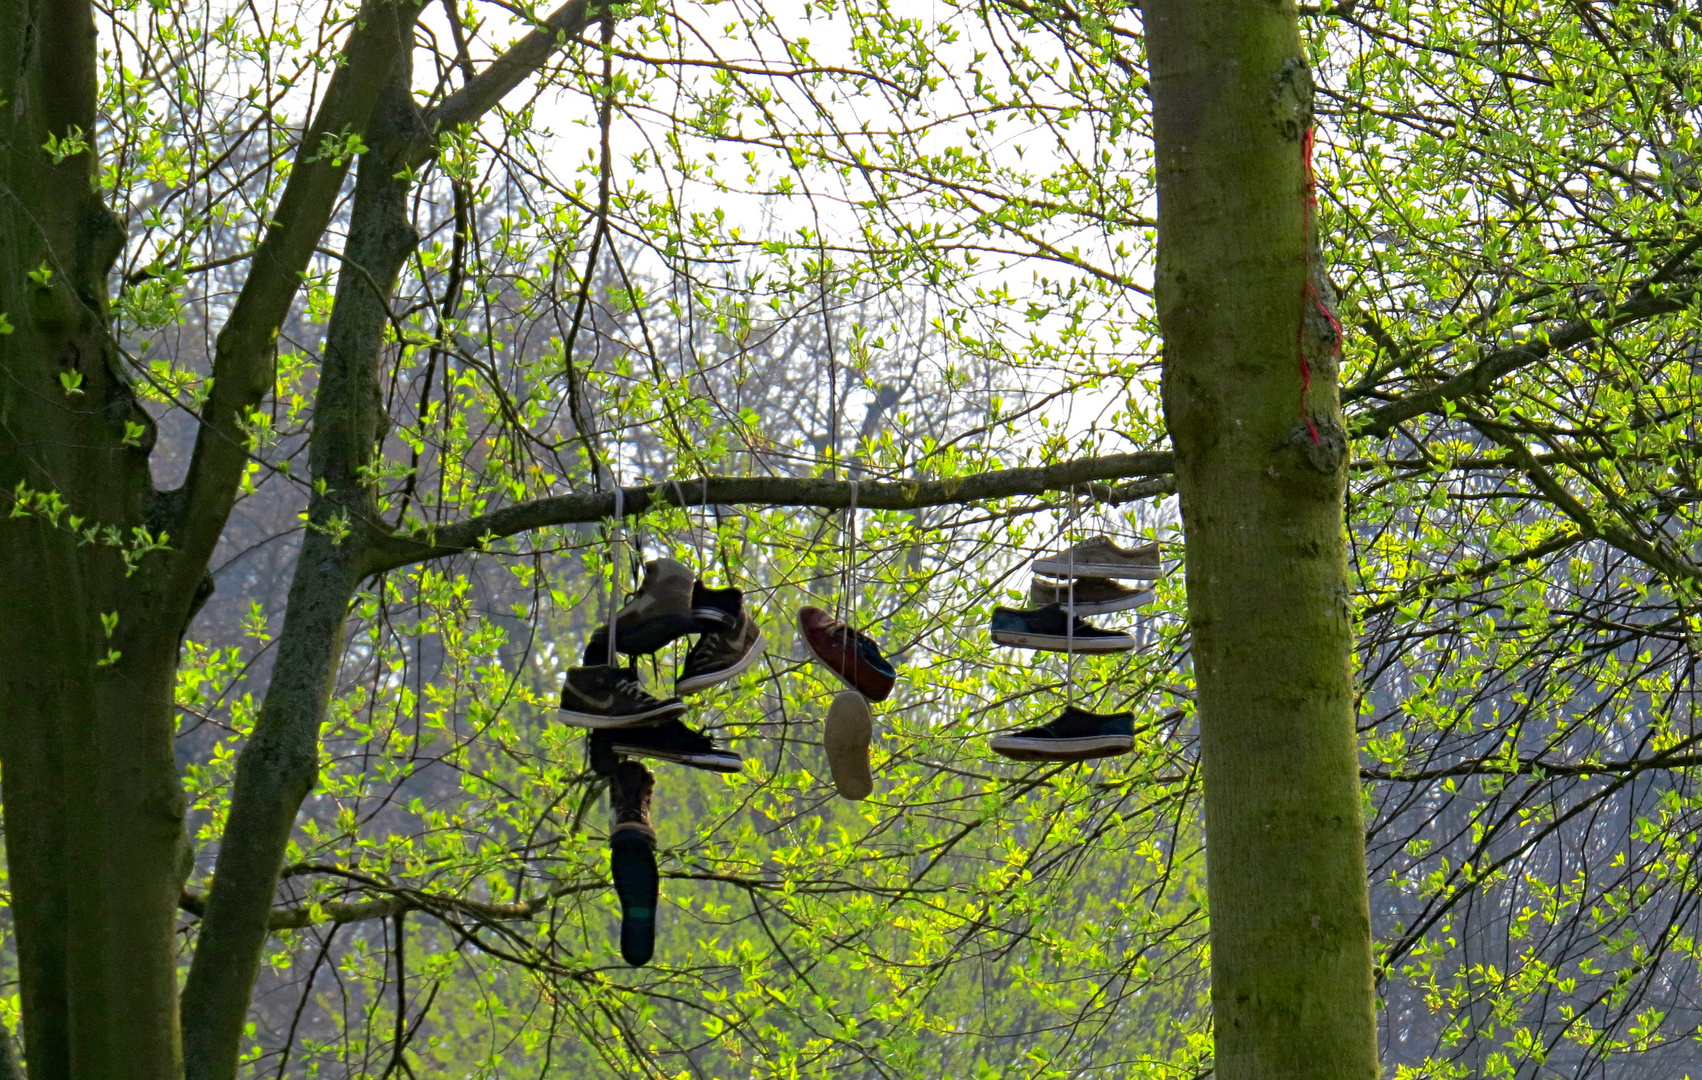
[1,0,195,1072]
[1144,3,1379,1078]
[180,59,425,1080]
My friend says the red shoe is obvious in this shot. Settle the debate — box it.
[797,606,897,703]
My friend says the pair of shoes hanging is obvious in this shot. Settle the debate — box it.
[990,537,1160,652]
[582,559,768,696]
[798,606,898,801]
[560,558,764,773]
[988,536,1162,763]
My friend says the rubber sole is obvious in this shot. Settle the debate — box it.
[1031,559,1161,580]
[675,628,767,696]
[1028,589,1155,616]
[989,629,1138,653]
[989,733,1133,762]
[824,689,875,800]
[610,831,658,966]
[557,700,687,729]
[605,739,744,774]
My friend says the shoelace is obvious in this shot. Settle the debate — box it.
[611,677,660,705]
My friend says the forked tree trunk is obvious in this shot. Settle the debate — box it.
[180,56,425,1080]
[1144,3,1379,1077]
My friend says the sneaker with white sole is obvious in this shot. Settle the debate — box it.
[676,612,765,696]
[989,706,1135,762]
[824,689,874,800]
[1028,575,1154,615]
[591,719,744,774]
[1032,536,1162,580]
[559,665,688,728]
[988,604,1138,653]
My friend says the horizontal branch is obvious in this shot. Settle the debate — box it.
[362,452,1177,573]
[178,883,586,930]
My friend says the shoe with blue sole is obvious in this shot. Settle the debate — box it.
[608,761,659,966]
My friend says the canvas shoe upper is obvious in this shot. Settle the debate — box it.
[676,609,765,696]
[608,758,656,843]
[988,604,1138,653]
[558,665,688,728]
[989,706,1135,762]
[797,606,897,702]
[593,557,698,657]
[1032,536,1162,580]
[1028,575,1154,615]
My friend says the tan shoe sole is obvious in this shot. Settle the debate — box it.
[824,690,875,800]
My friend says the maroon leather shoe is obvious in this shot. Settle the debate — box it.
[797,606,898,703]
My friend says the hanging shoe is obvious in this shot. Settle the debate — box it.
[988,604,1138,652]
[590,718,744,774]
[824,689,874,800]
[608,760,659,966]
[797,606,897,702]
[691,581,745,632]
[1032,536,1162,580]
[559,665,687,728]
[594,557,698,657]
[676,608,765,696]
[989,706,1135,762]
[1028,575,1154,615]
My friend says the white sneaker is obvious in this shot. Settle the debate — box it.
[1032,536,1162,580]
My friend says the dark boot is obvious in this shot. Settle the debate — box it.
[608,760,658,966]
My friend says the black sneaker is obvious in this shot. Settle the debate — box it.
[590,719,744,774]
[988,604,1137,653]
[676,610,766,695]
[608,760,658,966]
[989,706,1135,762]
[559,665,688,728]
[691,581,744,631]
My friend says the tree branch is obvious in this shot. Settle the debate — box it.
[426,0,606,133]
[1351,285,1698,442]
[362,452,1177,573]
[167,0,421,609]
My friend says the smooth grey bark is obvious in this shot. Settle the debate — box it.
[1145,2,1380,1078]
